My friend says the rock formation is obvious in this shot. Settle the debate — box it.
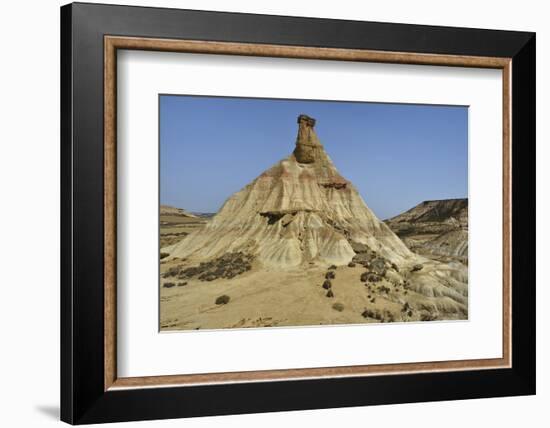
[165,114,414,268]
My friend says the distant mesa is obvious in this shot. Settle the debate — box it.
[191,212,216,219]
[160,205,198,218]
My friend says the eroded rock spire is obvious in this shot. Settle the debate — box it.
[293,114,322,164]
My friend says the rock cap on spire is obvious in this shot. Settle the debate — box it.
[294,114,321,163]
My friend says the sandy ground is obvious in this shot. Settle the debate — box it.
[160,258,467,331]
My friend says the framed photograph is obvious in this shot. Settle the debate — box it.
[61,2,535,424]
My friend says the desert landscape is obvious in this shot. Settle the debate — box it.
[159,114,468,331]
[160,115,468,331]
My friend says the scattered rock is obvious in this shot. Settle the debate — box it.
[348,262,356,268]
[362,308,394,322]
[361,272,382,283]
[378,285,391,294]
[350,241,370,254]
[325,271,335,279]
[322,280,332,290]
[332,302,345,312]
[163,282,175,288]
[177,282,188,287]
[411,264,423,273]
[370,258,387,276]
[215,295,230,305]
[391,262,399,272]
[328,265,337,270]
[160,252,169,260]
[326,290,334,298]
[362,308,380,320]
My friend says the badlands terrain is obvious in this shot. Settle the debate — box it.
[160,115,468,331]
[385,198,468,265]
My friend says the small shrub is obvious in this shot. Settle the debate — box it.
[328,265,338,270]
[163,266,181,278]
[163,282,175,288]
[322,280,332,290]
[348,262,356,268]
[160,252,169,259]
[177,282,188,287]
[326,290,334,298]
[215,295,230,305]
[332,302,345,312]
[325,271,336,280]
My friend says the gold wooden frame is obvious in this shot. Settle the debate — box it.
[104,36,512,391]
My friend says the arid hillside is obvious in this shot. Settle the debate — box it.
[385,198,468,264]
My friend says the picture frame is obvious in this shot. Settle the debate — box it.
[61,2,535,424]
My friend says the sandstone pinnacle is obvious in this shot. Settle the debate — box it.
[165,115,415,268]
[293,114,322,164]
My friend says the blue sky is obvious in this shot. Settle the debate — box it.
[160,95,467,220]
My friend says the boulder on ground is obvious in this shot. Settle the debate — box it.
[332,302,345,312]
[411,264,423,272]
[215,295,230,305]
